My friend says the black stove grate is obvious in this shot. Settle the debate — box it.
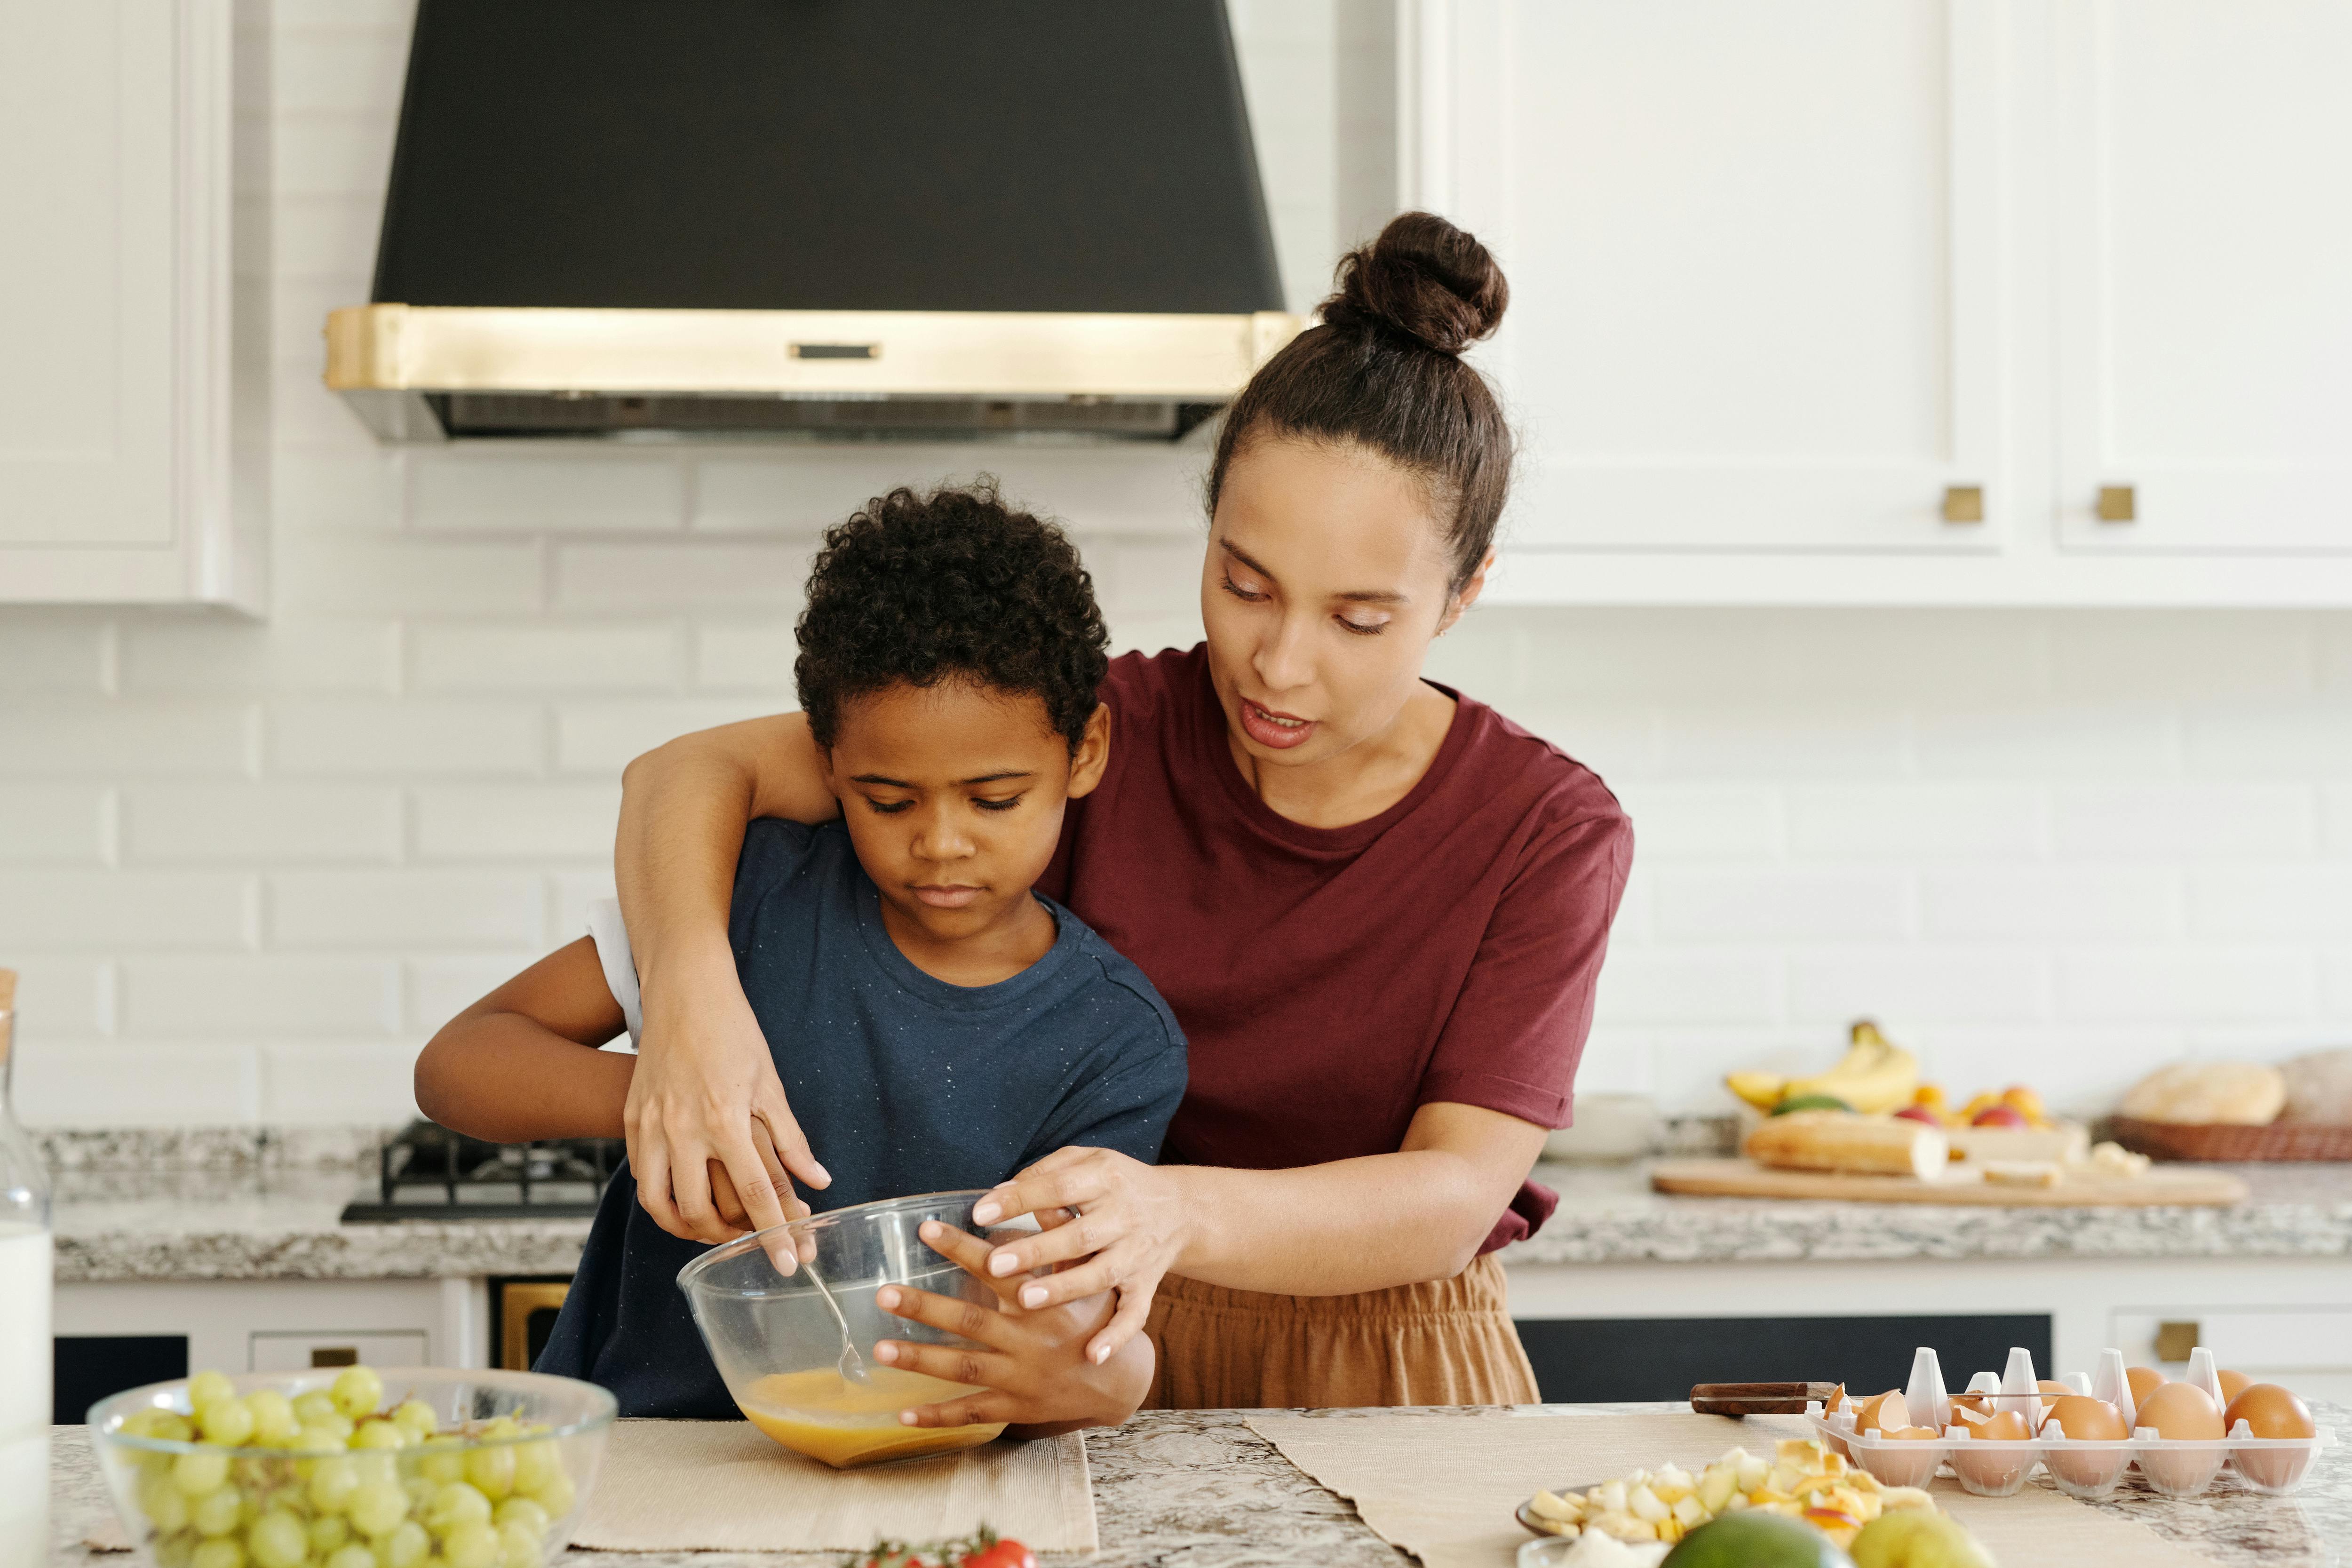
[340,1119,623,1222]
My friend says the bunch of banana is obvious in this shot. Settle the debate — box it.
[1726,1020,1921,1116]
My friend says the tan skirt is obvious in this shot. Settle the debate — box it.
[1139,1253,1539,1410]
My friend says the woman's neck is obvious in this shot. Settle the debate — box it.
[1225,680,1458,830]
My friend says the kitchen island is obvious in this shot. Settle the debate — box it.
[46,1401,2352,1567]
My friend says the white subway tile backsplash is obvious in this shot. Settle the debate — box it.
[2188,867,2352,940]
[272,33,410,114]
[1916,703,2177,779]
[2053,783,2318,859]
[275,533,545,617]
[12,1043,262,1126]
[1789,785,2045,860]
[1593,949,1781,1024]
[1652,869,1910,942]
[119,617,398,695]
[272,450,403,532]
[270,113,398,199]
[0,617,108,692]
[405,954,548,1035]
[0,701,256,778]
[410,624,683,693]
[556,543,810,611]
[693,625,800,691]
[2051,612,2318,701]
[412,785,621,861]
[1789,950,2050,1025]
[553,700,778,776]
[412,453,687,533]
[0,872,251,949]
[123,784,401,863]
[261,1042,426,1123]
[271,699,545,777]
[2325,785,2352,854]
[0,786,111,863]
[0,956,113,1035]
[270,195,385,282]
[270,871,545,947]
[121,955,399,1035]
[1922,867,2180,940]
[2185,699,2352,777]
[1657,706,1910,780]
[1611,785,1781,861]
[2057,949,2316,1023]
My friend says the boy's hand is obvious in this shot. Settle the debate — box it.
[870,1219,1152,1435]
[625,943,828,1242]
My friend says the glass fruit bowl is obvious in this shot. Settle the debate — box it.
[678,1189,1024,1469]
[87,1365,613,1567]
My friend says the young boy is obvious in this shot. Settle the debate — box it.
[413,484,1186,1431]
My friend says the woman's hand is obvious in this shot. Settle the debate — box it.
[962,1147,1191,1366]
[874,1220,1153,1435]
[622,940,828,1243]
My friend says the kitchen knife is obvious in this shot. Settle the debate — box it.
[1689,1381,1840,1416]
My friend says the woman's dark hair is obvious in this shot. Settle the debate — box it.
[1207,211,1512,595]
[795,482,1109,752]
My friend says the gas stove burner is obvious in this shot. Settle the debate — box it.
[340,1119,624,1222]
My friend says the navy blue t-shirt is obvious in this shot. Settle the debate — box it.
[535,819,1188,1417]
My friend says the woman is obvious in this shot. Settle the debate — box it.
[611,213,1632,1421]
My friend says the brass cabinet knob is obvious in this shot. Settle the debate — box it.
[1941,485,1985,524]
[2097,484,2137,522]
[2154,1320,2200,1362]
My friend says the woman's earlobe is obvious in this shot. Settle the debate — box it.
[1439,551,1499,632]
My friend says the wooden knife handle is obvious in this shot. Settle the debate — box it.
[1690,1381,1838,1416]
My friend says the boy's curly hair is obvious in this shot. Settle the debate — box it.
[795,483,1110,752]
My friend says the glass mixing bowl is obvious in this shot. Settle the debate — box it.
[678,1190,1023,1469]
[87,1367,613,1567]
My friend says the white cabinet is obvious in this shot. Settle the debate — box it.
[1411,0,2352,603]
[2054,0,2352,556]
[0,0,263,608]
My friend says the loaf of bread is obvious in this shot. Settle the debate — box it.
[2119,1061,2286,1125]
[1744,1111,1948,1181]
[2280,1048,2352,1125]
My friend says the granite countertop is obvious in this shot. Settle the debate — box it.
[48,1144,2352,1282]
[47,1401,2352,1567]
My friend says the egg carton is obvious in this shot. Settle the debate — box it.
[1805,1345,2337,1500]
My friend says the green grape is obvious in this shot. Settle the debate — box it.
[293,1425,348,1461]
[140,1471,193,1531]
[174,1449,233,1496]
[156,1533,197,1568]
[390,1401,438,1442]
[191,1538,246,1568]
[509,1440,561,1497]
[330,1366,385,1422]
[439,1519,502,1568]
[401,1475,436,1515]
[462,1442,516,1501]
[153,1413,197,1444]
[350,1419,405,1451]
[375,1519,430,1568]
[197,1397,256,1448]
[246,1508,310,1568]
[346,1478,409,1539]
[497,1519,543,1567]
[326,1547,378,1568]
[315,1413,357,1444]
[247,1391,302,1448]
[425,1481,492,1533]
[477,1417,520,1441]
[416,1442,465,1486]
[309,1514,352,1554]
[307,1456,360,1513]
[122,1408,166,1439]
[291,1393,340,1428]
[188,1371,238,1410]
[520,1465,573,1519]
[349,1450,399,1490]
[490,1498,547,1538]
[190,1484,244,1538]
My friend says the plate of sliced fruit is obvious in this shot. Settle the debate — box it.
[1515,1437,1937,1552]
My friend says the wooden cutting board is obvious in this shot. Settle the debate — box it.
[1651,1157,2248,1206]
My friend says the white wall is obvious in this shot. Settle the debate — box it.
[1,5,2348,1127]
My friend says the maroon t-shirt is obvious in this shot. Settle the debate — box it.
[1039,645,1633,1251]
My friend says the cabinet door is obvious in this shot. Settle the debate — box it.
[1416,0,2010,552]
[2055,1,2352,553]
[0,0,248,604]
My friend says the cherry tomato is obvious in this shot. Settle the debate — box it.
[962,1540,1037,1568]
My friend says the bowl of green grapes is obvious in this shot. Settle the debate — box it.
[87,1363,614,1568]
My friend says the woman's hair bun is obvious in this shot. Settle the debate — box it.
[1319,211,1508,357]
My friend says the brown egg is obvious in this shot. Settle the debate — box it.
[1854,1390,1909,1436]
[1948,1409,2034,1494]
[2225,1384,2316,1440]
[2137,1382,2225,1441]
[1976,1409,2032,1441]
[2125,1365,2170,1405]
[1886,1426,1941,1441]
[1949,1392,1990,1417]
[2216,1369,2252,1405]
[2043,1395,2130,1442]
[2037,1379,2073,1399]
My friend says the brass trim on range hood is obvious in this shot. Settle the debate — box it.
[324,304,1302,443]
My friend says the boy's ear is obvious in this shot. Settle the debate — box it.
[1065,703,1111,799]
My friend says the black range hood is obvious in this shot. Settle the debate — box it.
[327,0,1298,442]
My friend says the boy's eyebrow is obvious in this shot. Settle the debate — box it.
[849,771,1038,788]
[1217,535,1411,605]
